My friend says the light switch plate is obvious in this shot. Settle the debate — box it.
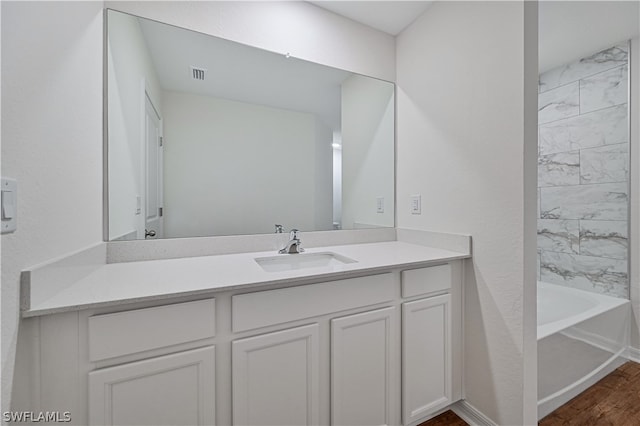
[410,194,421,215]
[2,177,17,234]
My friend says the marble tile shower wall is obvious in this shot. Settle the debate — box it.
[537,43,629,299]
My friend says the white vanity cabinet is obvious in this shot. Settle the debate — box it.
[232,324,320,426]
[89,346,216,426]
[402,295,451,424]
[86,299,218,426]
[331,307,397,426]
[22,261,463,426]
[401,265,453,425]
[230,273,397,426]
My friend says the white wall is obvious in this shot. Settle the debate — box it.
[314,118,334,231]
[107,10,163,240]
[396,2,538,424]
[106,1,396,82]
[630,36,640,351]
[1,1,104,412]
[162,90,333,237]
[341,74,395,229]
[332,143,342,227]
[2,1,394,412]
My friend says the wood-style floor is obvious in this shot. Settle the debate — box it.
[418,410,467,426]
[540,361,640,425]
[418,361,640,426]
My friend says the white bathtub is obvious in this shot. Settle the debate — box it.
[537,281,630,420]
[537,281,628,340]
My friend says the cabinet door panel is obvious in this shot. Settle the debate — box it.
[89,346,215,426]
[331,307,396,426]
[232,324,320,426]
[402,295,451,424]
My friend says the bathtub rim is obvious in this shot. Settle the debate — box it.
[537,281,629,340]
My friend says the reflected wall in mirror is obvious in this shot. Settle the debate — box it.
[106,10,395,241]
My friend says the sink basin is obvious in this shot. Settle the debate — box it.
[255,252,357,272]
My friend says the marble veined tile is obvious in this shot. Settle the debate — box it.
[537,252,541,281]
[538,104,627,155]
[538,219,579,254]
[538,151,580,187]
[540,251,628,298]
[538,82,579,125]
[580,220,628,260]
[539,45,628,93]
[540,183,627,221]
[580,65,628,114]
[580,143,629,184]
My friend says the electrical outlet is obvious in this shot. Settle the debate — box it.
[376,197,384,213]
[410,195,421,215]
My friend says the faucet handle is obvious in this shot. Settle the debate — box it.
[275,224,284,233]
[289,229,300,240]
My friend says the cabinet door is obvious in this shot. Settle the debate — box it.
[88,346,215,426]
[402,294,451,424]
[331,307,396,426]
[232,324,320,426]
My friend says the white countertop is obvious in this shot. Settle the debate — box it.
[23,241,470,317]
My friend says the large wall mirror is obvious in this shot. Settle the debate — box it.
[106,9,395,241]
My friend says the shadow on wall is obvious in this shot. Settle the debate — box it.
[464,261,525,425]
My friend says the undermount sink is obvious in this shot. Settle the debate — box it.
[255,252,357,272]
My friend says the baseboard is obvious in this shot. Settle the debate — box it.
[451,400,497,426]
[626,346,640,363]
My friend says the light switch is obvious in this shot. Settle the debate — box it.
[376,197,384,214]
[410,194,421,215]
[1,177,17,234]
[2,190,15,219]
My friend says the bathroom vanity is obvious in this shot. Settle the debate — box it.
[15,8,470,425]
[20,235,470,426]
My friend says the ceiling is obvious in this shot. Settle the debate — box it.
[309,1,433,35]
[137,1,640,114]
[539,1,639,72]
[310,1,639,73]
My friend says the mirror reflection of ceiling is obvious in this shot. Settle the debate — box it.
[108,10,396,242]
[138,18,350,131]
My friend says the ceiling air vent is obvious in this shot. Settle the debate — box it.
[190,66,207,81]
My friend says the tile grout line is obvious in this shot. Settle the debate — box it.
[540,141,630,159]
[539,102,628,127]
[540,60,628,94]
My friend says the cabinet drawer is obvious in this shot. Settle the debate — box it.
[401,264,451,298]
[89,298,216,362]
[232,273,394,332]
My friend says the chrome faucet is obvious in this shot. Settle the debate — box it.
[279,229,304,254]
